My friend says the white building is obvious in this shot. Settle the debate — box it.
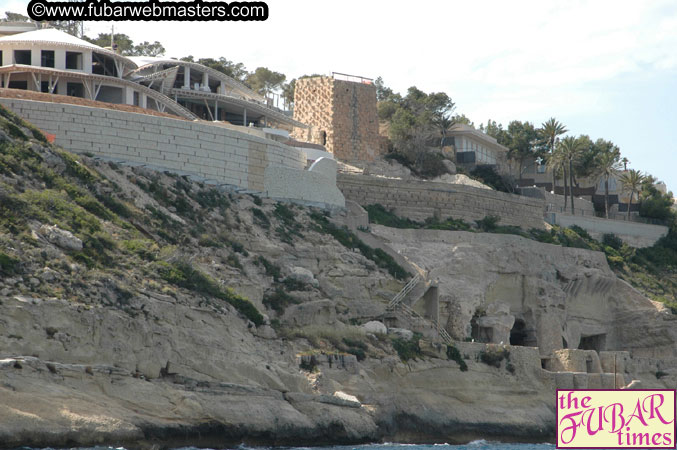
[0,28,306,132]
[445,123,509,169]
[0,28,195,119]
[129,57,303,128]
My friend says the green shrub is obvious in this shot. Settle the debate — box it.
[366,204,420,229]
[198,233,222,248]
[310,211,409,280]
[58,151,98,187]
[0,251,19,276]
[470,166,514,193]
[479,346,510,368]
[446,345,468,371]
[602,233,623,250]
[22,190,102,234]
[254,255,282,281]
[281,277,310,292]
[121,239,158,261]
[424,216,473,231]
[194,189,229,209]
[252,208,270,228]
[156,260,263,325]
[476,215,500,232]
[416,152,449,179]
[392,333,422,362]
[226,253,243,270]
[3,122,27,140]
[263,287,300,313]
[299,355,319,372]
[229,240,249,256]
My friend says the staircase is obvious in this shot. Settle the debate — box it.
[385,273,453,346]
[344,203,454,346]
[387,273,422,310]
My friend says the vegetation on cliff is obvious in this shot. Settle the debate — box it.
[0,103,420,366]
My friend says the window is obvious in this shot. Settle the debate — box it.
[41,50,55,68]
[65,51,83,70]
[599,178,617,191]
[456,152,476,164]
[0,50,3,66]
[66,82,84,97]
[41,81,50,93]
[133,91,140,106]
[13,50,31,65]
[8,80,28,90]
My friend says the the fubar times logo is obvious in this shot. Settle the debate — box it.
[557,389,676,448]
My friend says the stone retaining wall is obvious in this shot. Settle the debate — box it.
[337,174,546,229]
[1,98,344,208]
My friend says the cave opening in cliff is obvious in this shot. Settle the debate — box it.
[509,318,537,346]
[579,333,607,352]
[510,319,527,346]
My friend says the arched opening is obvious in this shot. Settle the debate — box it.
[579,334,606,352]
[510,319,528,346]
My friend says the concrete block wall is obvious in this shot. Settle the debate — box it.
[1,98,345,208]
[337,174,546,230]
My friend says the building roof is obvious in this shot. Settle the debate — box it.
[448,123,508,152]
[0,64,196,120]
[0,28,136,69]
[0,21,40,37]
[129,56,263,102]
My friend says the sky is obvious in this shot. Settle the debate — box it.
[2,0,676,192]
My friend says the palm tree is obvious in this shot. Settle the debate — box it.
[540,118,568,192]
[558,136,585,214]
[595,148,622,218]
[621,157,629,171]
[546,147,567,209]
[619,169,646,220]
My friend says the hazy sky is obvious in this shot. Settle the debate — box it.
[3,0,676,192]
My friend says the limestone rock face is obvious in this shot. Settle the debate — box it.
[442,159,457,174]
[38,224,83,251]
[388,327,414,340]
[287,266,320,288]
[371,226,677,360]
[282,299,337,327]
[477,302,515,344]
[361,320,387,334]
[1,219,675,448]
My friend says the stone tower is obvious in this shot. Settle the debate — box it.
[292,75,383,163]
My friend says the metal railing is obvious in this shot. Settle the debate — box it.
[546,204,669,226]
[399,303,453,345]
[385,274,454,345]
[387,274,421,310]
[545,204,594,216]
[331,72,374,84]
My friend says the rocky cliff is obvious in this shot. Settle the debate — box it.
[0,105,675,448]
